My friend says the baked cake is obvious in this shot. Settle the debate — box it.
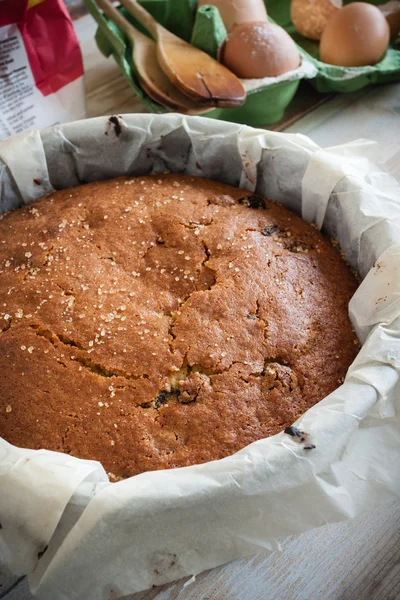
[0,174,359,479]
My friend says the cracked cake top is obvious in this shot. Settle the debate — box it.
[0,174,359,479]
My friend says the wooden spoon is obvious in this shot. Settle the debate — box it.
[96,0,214,114]
[118,0,247,108]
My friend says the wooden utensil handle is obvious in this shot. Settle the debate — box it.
[96,0,138,41]
[119,0,160,39]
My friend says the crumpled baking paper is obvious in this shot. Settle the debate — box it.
[0,115,400,600]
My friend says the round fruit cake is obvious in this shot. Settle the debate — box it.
[0,174,359,479]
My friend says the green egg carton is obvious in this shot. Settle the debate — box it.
[266,0,400,93]
[84,0,400,126]
[84,0,316,126]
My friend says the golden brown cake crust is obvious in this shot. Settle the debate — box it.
[0,174,359,479]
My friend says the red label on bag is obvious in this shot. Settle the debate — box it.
[0,0,85,139]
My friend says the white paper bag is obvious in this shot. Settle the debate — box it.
[0,0,85,141]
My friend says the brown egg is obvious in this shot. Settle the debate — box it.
[379,1,400,40]
[320,3,390,67]
[197,0,268,32]
[291,0,342,40]
[222,21,301,79]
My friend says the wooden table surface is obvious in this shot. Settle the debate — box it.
[1,12,400,600]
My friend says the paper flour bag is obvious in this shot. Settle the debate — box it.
[0,0,85,140]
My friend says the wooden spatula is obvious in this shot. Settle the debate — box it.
[96,0,214,114]
[118,0,247,108]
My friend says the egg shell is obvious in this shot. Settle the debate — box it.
[379,1,400,40]
[291,0,342,41]
[320,2,390,67]
[197,0,268,32]
[222,21,301,79]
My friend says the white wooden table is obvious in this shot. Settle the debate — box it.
[1,14,400,600]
